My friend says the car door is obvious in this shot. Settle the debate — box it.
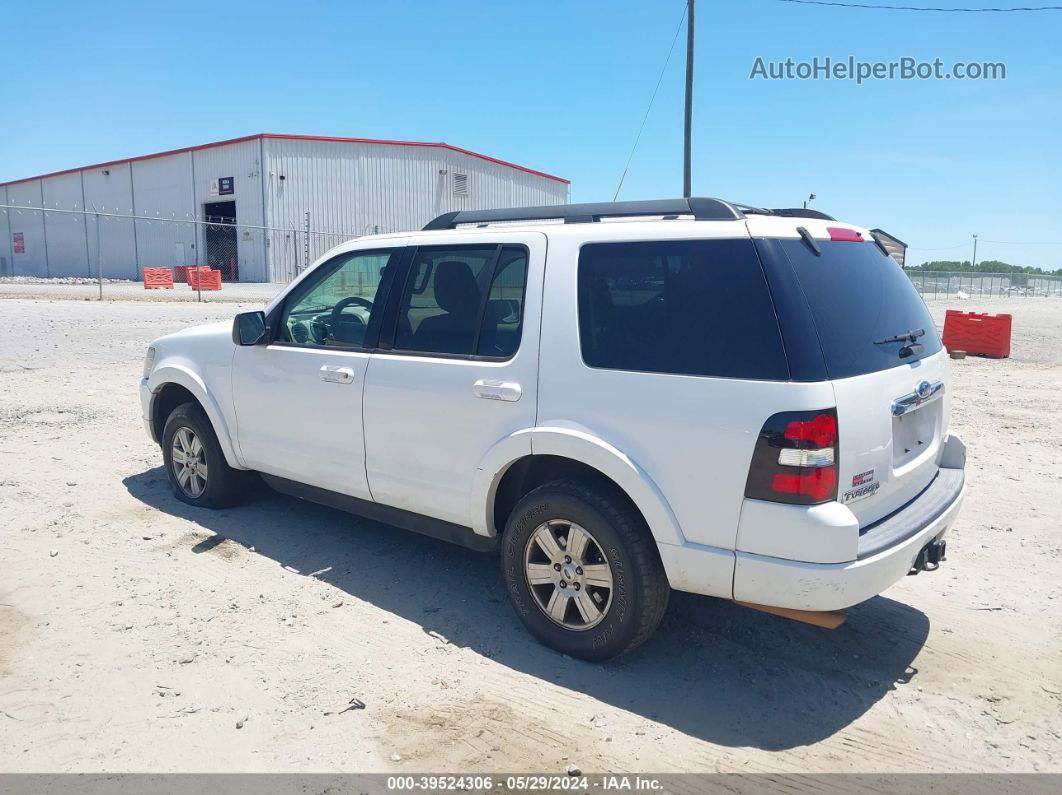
[362,232,545,527]
[231,243,406,498]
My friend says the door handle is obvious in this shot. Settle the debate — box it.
[319,365,355,384]
[472,379,522,402]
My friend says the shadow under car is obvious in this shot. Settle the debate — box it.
[124,466,930,752]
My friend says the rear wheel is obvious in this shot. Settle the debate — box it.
[161,402,251,508]
[500,480,669,661]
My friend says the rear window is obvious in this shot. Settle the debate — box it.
[577,239,789,380]
[779,239,942,379]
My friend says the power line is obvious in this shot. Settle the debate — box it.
[773,1,1062,10]
[614,2,689,201]
[911,239,1062,250]
[980,238,1062,245]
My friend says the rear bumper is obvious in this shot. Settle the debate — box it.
[731,465,966,612]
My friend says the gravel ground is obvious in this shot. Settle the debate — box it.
[0,291,1060,773]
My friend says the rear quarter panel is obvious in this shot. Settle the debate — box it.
[536,223,836,555]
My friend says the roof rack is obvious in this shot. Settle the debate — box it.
[733,203,836,221]
[422,197,745,230]
[768,207,835,221]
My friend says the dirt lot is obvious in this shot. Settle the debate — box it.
[1,292,1060,773]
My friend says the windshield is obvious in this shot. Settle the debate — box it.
[779,239,942,379]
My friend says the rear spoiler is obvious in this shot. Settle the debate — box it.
[870,229,908,268]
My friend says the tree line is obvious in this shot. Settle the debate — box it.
[911,260,1062,275]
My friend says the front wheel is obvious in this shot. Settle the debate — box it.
[500,480,670,661]
[161,402,252,508]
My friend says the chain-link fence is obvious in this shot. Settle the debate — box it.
[0,202,367,284]
[6,202,1062,300]
[908,270,1062,299]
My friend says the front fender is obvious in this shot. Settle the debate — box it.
[147,364,242,469]
[470,425,686,547]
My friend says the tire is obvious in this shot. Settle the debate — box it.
[500,479,670,661]
[161,402,252,509]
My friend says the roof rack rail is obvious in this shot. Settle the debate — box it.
[722,203,837,222]
[769,208,836,221]
[422,197,744,230]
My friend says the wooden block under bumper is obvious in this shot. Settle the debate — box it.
[735,601,847,629]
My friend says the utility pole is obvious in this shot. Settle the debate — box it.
[972,233,978,270]
[683,0,694,198]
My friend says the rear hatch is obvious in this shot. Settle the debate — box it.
[753,222,948,527]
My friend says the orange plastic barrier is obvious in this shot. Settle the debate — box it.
[173,265,194,284]
[942,310,1012,359]
[187,267,222,291]
[143,267,174,289]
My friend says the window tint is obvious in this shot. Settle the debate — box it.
[477,248,528,358]
[778,239,942,379]
[577,239,788,380]
[393,245,528,358]
[279,249,399,348]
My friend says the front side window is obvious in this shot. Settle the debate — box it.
[279,249,400,348]
[393,245,528,358]
[577,238,788,380]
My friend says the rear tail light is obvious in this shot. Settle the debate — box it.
[744,409,839,505]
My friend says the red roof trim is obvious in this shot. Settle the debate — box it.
[0,133,570,187]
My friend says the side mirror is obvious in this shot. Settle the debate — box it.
[233,311,268,346]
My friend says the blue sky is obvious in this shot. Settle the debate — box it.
[2,0,1059,269]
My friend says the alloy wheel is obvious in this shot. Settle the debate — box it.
[523,519,614,631]
[171,427,208,498]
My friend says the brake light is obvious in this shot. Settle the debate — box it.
[772,468,838,502]
[744,409,840,505]
[783,413,837,447]
[827,226,863,242]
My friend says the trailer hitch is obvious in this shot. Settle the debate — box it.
[909,539,947,575]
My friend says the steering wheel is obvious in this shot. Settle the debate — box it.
[331,296,373,325]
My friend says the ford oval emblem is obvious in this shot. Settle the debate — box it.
[916,380,932,400]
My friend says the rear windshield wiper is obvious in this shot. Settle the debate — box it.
[875,328,926,359]
[874,328,925,345]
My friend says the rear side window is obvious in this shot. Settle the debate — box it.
[778,239,942,379]
[394,246,496,356]
[577,239,788,380]
[392,244,528,358]
[477,248,528,358]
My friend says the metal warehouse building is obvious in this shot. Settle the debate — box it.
[0,133,569,282]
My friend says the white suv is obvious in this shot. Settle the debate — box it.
[140,198,966,660]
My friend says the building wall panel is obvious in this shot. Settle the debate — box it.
[263,138,567,282]
[6,180,47,276]
[82,164,138,280]
[263,138,362,281]
[130,152,197,271]
[0,186,13,276]
[41,172,90,277]
[2,135,567,283]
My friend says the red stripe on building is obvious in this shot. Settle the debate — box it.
[0,133,570,187]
